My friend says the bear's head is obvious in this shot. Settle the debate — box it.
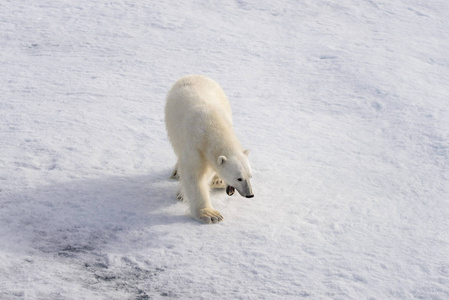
[216,150,254,198]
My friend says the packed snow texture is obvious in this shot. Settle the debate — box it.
[1,0,448,299]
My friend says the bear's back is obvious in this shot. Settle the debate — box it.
[165,75,233,155]
[166,75,230,114]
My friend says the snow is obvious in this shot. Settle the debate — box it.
[1,0,448,299]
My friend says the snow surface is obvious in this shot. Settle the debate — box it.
[1,0,449,299]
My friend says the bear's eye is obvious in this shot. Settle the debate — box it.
[237,178,243,181]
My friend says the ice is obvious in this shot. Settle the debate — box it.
[1,0,448,299]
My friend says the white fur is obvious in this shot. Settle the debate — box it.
[165,75,253,224]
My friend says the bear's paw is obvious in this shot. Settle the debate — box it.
[210,174,226,189]
[197,208,224,224]
[176,190,184,201]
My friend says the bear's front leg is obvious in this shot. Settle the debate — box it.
[179,159,223,224]
[182,178,224,224]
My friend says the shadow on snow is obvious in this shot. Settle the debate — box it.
[1,169,188,256]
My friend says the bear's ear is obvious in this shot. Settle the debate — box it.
[243,149,250,157]
[218,155,227,165]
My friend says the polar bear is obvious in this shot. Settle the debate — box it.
[165,75,254,224]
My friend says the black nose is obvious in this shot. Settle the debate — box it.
[246,194,254,198]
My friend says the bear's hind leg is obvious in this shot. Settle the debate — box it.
[169,161,180,180]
